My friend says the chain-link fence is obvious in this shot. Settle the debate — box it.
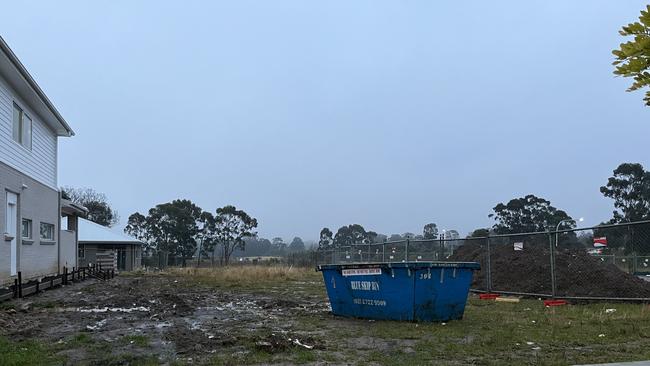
[317,220,650,301]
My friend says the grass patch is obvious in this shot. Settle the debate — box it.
[32,301,61,309]
[119,270,147,277]
[208,348,275,365]
[91,353,159,366]
[164,266,320,288]
[121,334,150,347]
[0,337,62,366]
[291,348,318,364]
[69,333,94,347]
[0,302,16,311]
[292,298,650,365]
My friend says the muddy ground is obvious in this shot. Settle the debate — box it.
[3,270,650,365]
[0,273,339,365]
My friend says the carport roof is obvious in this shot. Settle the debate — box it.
[78,218,143,245]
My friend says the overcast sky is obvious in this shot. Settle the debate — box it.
[2,1,649,240]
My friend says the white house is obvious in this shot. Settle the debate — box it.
[0,36,76,285]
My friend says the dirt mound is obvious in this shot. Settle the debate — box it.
[450,242,650,298]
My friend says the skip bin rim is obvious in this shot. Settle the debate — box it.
[317,261,480,271]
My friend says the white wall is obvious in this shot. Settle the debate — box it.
[0,161,61,284]
[0,74,58,189]
[60,230,77,271]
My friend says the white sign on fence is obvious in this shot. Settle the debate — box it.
[514,242,524,251]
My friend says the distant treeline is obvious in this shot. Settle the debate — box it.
[317,223,459,250]
[232,236,316,257]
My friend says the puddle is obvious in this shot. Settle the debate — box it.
[57,306,151,313]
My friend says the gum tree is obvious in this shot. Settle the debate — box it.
[214,205,258,265]
[600,163,650,222]
[423,223,439,240]
[125,199,203,266]
[62,186,119,227]
[318,228,333,250]
[489,195,574,234]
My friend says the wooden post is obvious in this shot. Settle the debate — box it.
[17,272,22,298]
[13,278,18,299]
[63,267,67,285]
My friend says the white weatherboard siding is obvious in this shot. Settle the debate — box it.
[0,74,57,189]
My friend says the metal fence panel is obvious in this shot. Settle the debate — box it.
[486,233,553,297]
[315,220,650,301]
[553,222,650,299]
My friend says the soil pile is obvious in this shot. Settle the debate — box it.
[450,242,650,298]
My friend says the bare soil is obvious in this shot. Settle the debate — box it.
[450,242,650,298]
[0,273,331,365]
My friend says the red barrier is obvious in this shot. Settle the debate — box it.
[544,299,567,307]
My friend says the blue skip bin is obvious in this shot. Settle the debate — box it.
[318,262,480,322]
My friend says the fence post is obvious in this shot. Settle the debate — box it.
[405,239,410,262]
[486,236,492,293]
[13,278,18,299]
[549,231,557,298]
[382,243,386,262]
[17,271,22,298]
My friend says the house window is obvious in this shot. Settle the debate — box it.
[40,222,55,241]
[21,219,32,239]
[12,103,32,150]
[78,246,85,259]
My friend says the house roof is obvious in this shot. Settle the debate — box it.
[78,218,143,246]
[0,36,74,137]
[61,198,89,217]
